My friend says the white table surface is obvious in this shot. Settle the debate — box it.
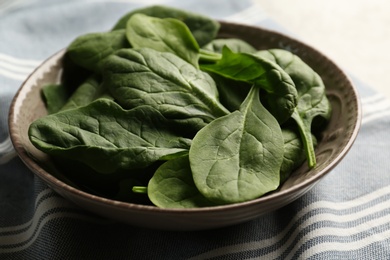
[256,0,390,99]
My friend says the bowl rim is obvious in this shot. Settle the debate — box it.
[8,21,363,214]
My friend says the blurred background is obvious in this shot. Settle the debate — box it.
[256,0,390,99]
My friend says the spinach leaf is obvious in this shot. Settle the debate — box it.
[112,5,220,47]
[280,128,315,183]
[29,99,192,174]
[148,156,216,208]
[103,48,230,127]
[202,38,257,54]
[199,39,257,64]
[60,75,111,111]
[41,84,69,114]
[126,13,200,67]
[201,47,298,123]
[28,5,333,208]
[255,49,331,168]
[61,53,92,94]
[199,38,258,64]
[189,85,284,204]
[67,29,130,73]
[210,74,251,112]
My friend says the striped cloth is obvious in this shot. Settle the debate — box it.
[1,0,389,259]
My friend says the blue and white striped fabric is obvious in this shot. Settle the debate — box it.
[1,1,389,259]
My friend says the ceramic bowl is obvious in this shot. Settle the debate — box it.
[8,22,362,231]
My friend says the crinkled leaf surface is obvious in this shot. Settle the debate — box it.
[189,86,284,204]
[29,99,191,174]
[103,48,229,126]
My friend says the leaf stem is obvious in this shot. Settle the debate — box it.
[292,111,316,168]
[132,186,148,194]
[199,49,222,63]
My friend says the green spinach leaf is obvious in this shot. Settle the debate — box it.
[189,85,284,204]
[126,13,200,67]
[255,49,331,167]
[148,155,216,208]
[112,5,220,47]
[41,84,69,114]
[67,29,130,73]
[29,99,192,174]
[280,128,316,183]
[103,48,230,127]
[199,38,257,64]
[202,38,257,54]
[210,74,251,112]
[60,75,111,111]
[201,47,298,123]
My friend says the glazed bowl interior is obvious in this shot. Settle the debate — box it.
[8,22,361,231]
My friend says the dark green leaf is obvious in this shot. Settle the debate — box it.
[67,29,130,73]
[126,13,200,67]
[112,5,220,47]
[29,99,191,174]
[202,38,257,54]
[60,75,111,111]
[256,49,331,167]
[210,73,250,112]
[103,48,229,127]
[280,128,316,183]
[41,84,69,114]
[201,47,297,123]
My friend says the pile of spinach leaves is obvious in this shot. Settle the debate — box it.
[29,5,331,208]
